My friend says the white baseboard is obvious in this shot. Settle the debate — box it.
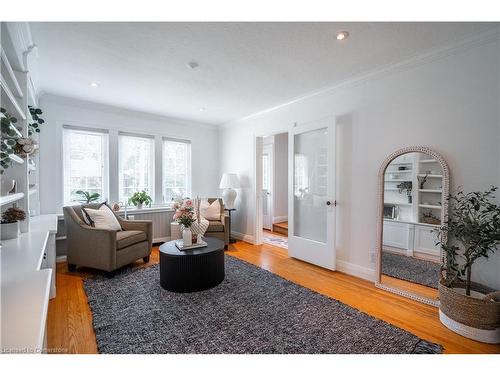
[56,255,67,263]
[231,231,255,244]
[272,216,288,224]
[336,259,376,282]
[153,236,170,243]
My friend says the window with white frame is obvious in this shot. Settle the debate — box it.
[63,127,109,204]
[162,138,191,202]
[119,133,155,204]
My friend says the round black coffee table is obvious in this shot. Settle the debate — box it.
[159,237,225,292]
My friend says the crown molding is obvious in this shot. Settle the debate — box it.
[39,93,218,131]
[221,26,500,129]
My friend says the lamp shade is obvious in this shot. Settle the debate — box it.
[219,173,240,189]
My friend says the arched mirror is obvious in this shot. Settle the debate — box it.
[375,146,450,306]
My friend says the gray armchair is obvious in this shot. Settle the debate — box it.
[203,198,230,249]
[63,204,153,274]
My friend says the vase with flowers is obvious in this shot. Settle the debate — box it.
[173,199,197,246]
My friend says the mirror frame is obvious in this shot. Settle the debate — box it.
[375,146,450,306]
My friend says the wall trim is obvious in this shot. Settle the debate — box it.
[272,216,288,224]
[221,26,500,128]
[336,259,376,282]
[231,231,255,244]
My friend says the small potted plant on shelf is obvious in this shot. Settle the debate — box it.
[436,186,500,343]
[397,181,413,203]
[1,206,26,240]
[76,190,101,204]
[128,191,152,209]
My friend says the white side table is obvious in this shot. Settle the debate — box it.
[170,222,182,240]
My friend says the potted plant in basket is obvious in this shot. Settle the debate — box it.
[128,191,152,209]
[173,199,197,246]
[76,190,101,204]
[1,206,26,240]
[436,186,500,343]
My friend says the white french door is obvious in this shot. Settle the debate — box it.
[288,118,336,270]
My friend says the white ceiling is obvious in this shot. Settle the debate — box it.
[30,22,496,126]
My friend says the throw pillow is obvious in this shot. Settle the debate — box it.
[81,202,106,226]
[83,204,122,231]
[199,199,221,221]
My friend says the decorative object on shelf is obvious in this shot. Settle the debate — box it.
[128,190,152,209]
[398,166,407,171]
[219,173,240,210]
[417,173,428,189]
[173,198,197,246]
[8,180,16,194]
[1,206,26,240]
[27,106,45,136]
[396,181,413,203]
[14,137,37,158]
[436,186,500,343]
[422,211,440,225]
[76,190,101,204]
[112,202,121,211]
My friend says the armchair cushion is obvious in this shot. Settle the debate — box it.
[116,230,147,250]
[83,204,122,231]
[206,220,224,232]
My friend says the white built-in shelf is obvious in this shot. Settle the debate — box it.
[417,174,443,178]
[385,170,412,173]
[419,189,443,193]
[389,161,412,165]
[0,75,26,121]
[419,159,437,164]
[384,188,400,191]
[384,179,412,182]
[56,235,67,241]
[0,47,23,98]
[0,192,25,207]
[419,204,442,209]
[385,201,412,206]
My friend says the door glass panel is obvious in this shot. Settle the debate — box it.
[262,153,270,216]
[293,128,328,243]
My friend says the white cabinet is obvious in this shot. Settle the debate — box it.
[413,224,441,259]
[383,220,413,251]
[383,219,440,261]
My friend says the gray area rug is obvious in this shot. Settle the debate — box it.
[382,251,440,288]
[84,256,441,354]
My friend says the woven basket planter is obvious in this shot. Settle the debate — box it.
[439,280,500,344]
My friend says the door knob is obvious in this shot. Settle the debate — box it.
[326,201,332,206]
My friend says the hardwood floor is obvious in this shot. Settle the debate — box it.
[47,241,500,354]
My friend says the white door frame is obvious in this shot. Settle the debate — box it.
[262,142,274,230]
[254,128,290,245]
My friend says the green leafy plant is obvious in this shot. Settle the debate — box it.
[128,191,152,207]
[0,108,22,173]
[436,186,500,296]
[76,190,101,204]
[1,207,26,223]
[28,106,45,136]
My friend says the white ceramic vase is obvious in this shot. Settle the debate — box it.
[182,227,192,247]
[1,221,19,240]
[136,203,143,209]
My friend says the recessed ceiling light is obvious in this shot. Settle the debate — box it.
[90,82,99,88]
[335,31,349,41]
[199,107,206,112]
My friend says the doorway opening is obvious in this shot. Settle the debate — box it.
[259,133,289,249]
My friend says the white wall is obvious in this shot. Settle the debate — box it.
[220,38,500,289]
[38,94,220,214]
[273,132,288,221]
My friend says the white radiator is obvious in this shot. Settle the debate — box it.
[122,208,174,243]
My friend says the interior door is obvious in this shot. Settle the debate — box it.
[262,143,273,230]
[288,118,336,269]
